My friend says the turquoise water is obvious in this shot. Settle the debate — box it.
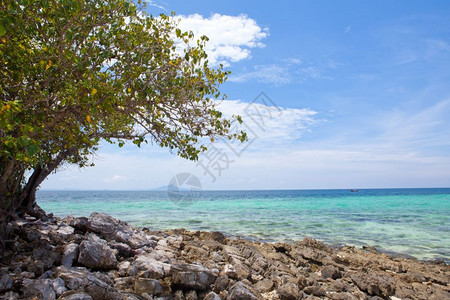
[37,188,450,262]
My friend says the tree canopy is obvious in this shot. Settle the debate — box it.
[0,0,245,239]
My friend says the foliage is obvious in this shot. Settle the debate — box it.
[0,0,245,228]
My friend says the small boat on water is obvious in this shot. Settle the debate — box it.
[350,189,360,192]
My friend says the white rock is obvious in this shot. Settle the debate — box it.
[62,243,79,267]
[127,254,171,279]
[51,277,67,296]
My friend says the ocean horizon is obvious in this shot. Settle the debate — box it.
[38,187,450,263]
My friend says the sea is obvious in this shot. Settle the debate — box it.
[37,188,450,263]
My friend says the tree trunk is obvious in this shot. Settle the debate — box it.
[0,146,78,245]
[0,159,25,255]
[15,165,43,218]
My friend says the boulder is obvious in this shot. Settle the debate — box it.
[224,257,250,281]
[1,292,20,299]
[213,275,230,293]
[55,224,75,241]
[62,243,80,267]
[174,290,184,300]
[222,264,237,279]
[56,266,121,299]
[86,212,156,249]
[351,272,395,298]
[171,263,216,291]
[32,247,60,269]
[204,291,221,300]
[78,238,117,269]
[52,277,67,296]
[321,265,341,279]
[22,278,56,300]
[69,216,90,232]
[254,278,274,293]
[0,274,13,291]
[228,281,260,300]
[114,276,134,290]
[127,254,171,279]
[26,259,45,276]
[185,290,198,300]
[109,241,134,257]
[303,285,327,297]
[329,292,358,300]
[117,261,131,277]
[56,266,105,289]
[59,292,94,300]
[127,233,157,250]
[87,212,132,238]
[277,282,301,300]
[134,278,163,296]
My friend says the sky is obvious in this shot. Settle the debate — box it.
[41,0,450,190]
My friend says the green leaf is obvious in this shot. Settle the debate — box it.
[26,144,39,156]
[0,23,6,37]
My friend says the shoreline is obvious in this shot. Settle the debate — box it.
[1,212,448,299]
[205,233,433,263]
[38,188,450,264]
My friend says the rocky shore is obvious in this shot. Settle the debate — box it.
[0,212,448,300]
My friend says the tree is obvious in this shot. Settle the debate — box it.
[0,0,245,242]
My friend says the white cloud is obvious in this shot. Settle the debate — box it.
[374,17,450,65]
[215,100,318,143]
[297,66,326,80]
[229,60,335,85]
[344,26,351,33]
[284,58,302,64]
[229,65,291,85]
[176,14,268,66]
[372,98,450,151]
[145,0,166,10]
[425,39,450,59]
[105,174,127,183]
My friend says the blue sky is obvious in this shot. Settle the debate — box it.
[42,0,450,190]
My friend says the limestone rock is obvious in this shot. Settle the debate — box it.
[87,212,132,238]
[2,212,450,300]
[213,275,230,293]
[321,265,342,279]
[59,291,94,300]
[32,247,60,269]
[134,278,163,296]
[185,290,198,300]
[204,291,221,300]
[222,264,237,279]
[0,274,13,291]
[254,278,274,293]
[56,224,75,241]
[351,272,395,298]
[227,281,260,300]
[277,282,301,300]
[69,216,90,232]
[86,212,156,249]
[52,277,67,296]
[62,243,80,267]
[55,265,113,297]
[303,285,327,297]
[109,241,134,258]
[127,254,171,279]
[22,278,56,300]
[78,238,118,269]
[171,263,216,291]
